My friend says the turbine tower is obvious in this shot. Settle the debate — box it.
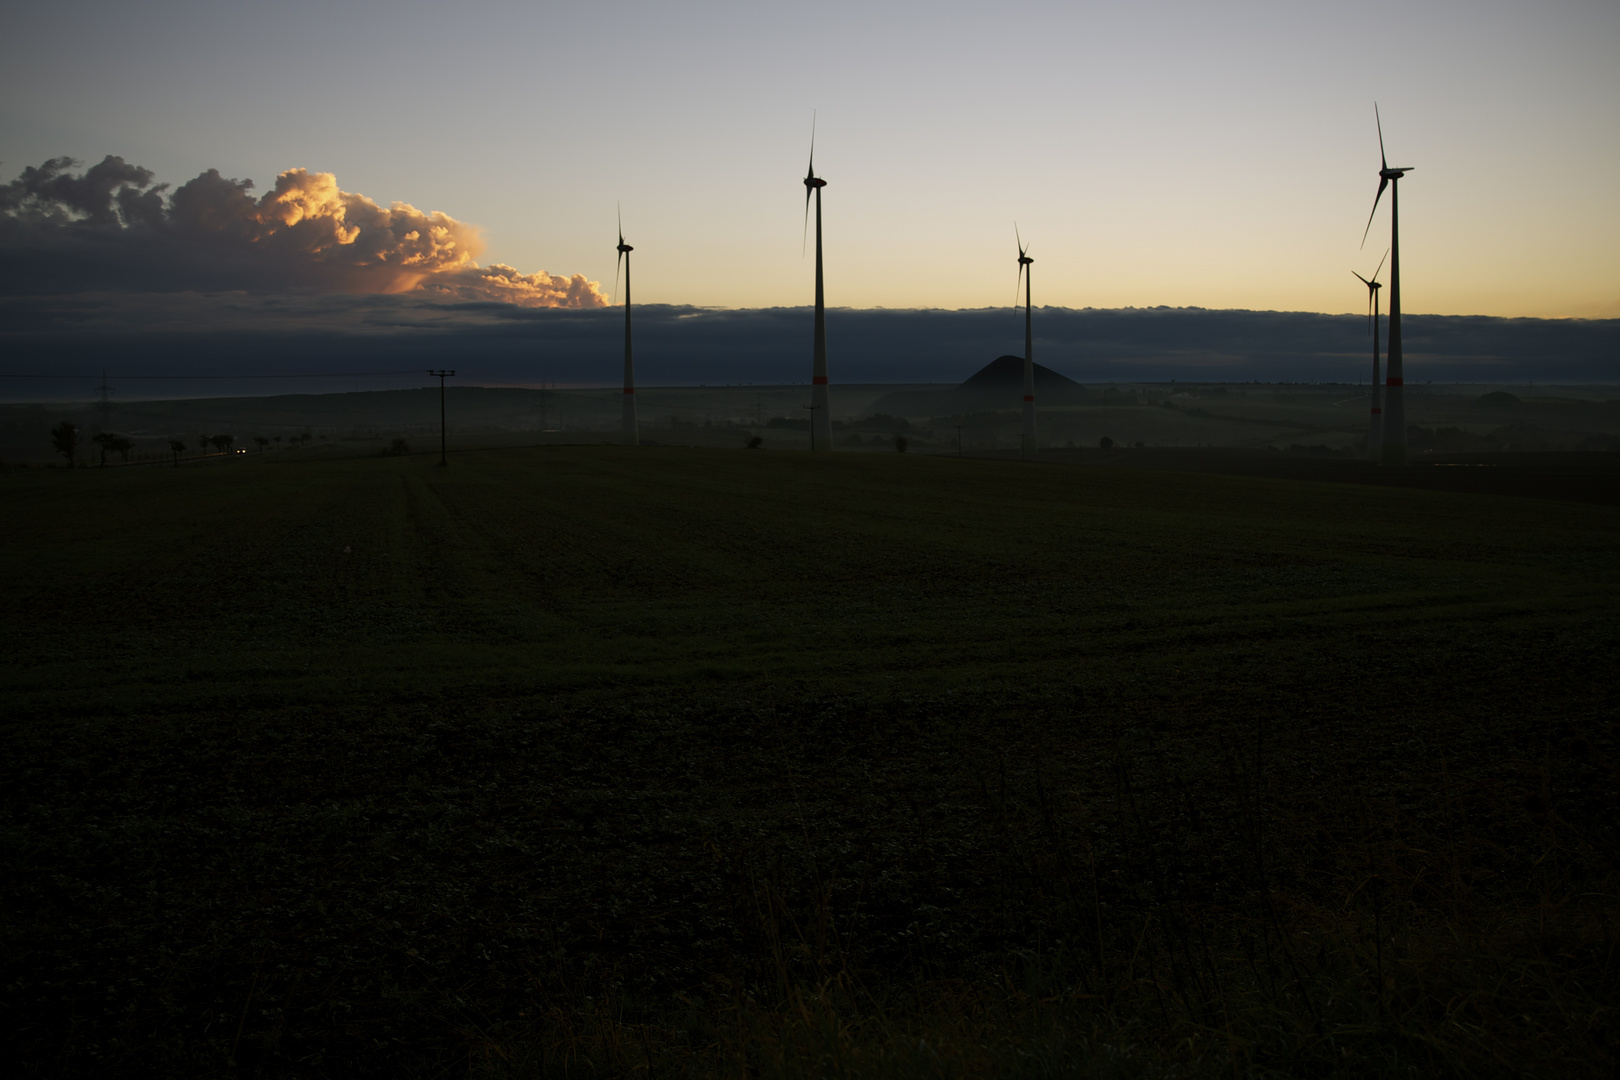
[615,209,637,446]
[803,116,832,452]
[1352,249,1388,462]
[1015,227,1036,458]
[1360,105,1413,466]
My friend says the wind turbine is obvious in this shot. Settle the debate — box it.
[1353,249,1388,462]
[1015,226,1036,458]
[1360,104,1413,466]
[803,115,832,453]
[614,208,637,446]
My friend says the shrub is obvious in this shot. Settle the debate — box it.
[50,421,78,466]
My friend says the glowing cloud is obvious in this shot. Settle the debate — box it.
[0,156,604,307]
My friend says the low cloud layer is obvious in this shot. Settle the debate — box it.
[3,292,1616,398]
[0,155,604,307]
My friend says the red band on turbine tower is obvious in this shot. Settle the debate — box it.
[1023,395,1034,402]
[623,387,635,394]
[813,376,828,385]
[1387,378,1404,387]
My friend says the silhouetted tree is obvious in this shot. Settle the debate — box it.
[168,438,186,466]
[51,421,78,466]
[254,436,269,453]
[112,435,133,462]
[273,435,283,446]
[210,434,235,453]
[1099,435,1114,451]
[745,435,763,450]
[92,431,117,467]
[894,436,908,453]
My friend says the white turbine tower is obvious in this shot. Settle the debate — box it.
[1015,226,1036,459]
[802,115,832,452]
[1360,104,1413,466]
[614,208,637,446]
[1353,249,1388,461]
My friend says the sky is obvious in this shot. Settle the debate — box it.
[3,0,1617,322]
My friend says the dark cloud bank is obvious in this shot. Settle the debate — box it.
[6,295,1616,395]
[2,156,1616,395]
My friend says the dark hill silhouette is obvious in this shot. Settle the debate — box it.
[959,355,1082,393]
[865,355,1090,417]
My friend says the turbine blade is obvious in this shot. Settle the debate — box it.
[613,248,622,306]
[1359,176,1388,248]
[1015,222,1024,258]
[1352,271,1371,286]
[1375,102,1387,170]
[1374,247,1389,281]
[802,111,816,256]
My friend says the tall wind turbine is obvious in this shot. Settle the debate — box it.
[615,208,637,446]
[1360,105,1413,466]
[1015,226,1036,458]
[803,116,832,452]
[1353,250,1388,461]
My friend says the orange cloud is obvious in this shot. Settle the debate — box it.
[3,155,605,307]
[419,263,606,308]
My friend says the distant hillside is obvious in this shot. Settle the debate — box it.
[867,354,1092,415]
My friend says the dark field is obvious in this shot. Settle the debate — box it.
[2,446,1617,1077]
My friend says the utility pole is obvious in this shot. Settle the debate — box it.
[802,401,821,453]
[428,369,455,465]
[94,370,114,434]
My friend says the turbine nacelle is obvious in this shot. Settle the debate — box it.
[802,113,825,253]
[1012,225,1034,308]
[1361,105,1414,247]
[1352,250,1389,335]
[613,206,632,304]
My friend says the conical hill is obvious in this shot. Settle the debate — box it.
[864,356,1088,418]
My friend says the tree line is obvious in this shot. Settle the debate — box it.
[47,423,313,467]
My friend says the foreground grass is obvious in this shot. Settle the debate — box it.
[2,446,1616,1077]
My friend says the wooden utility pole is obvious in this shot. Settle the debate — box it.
[428,370,455,465]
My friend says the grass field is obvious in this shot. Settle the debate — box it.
[3,445,1617,1077]
[6,380,1616,464]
